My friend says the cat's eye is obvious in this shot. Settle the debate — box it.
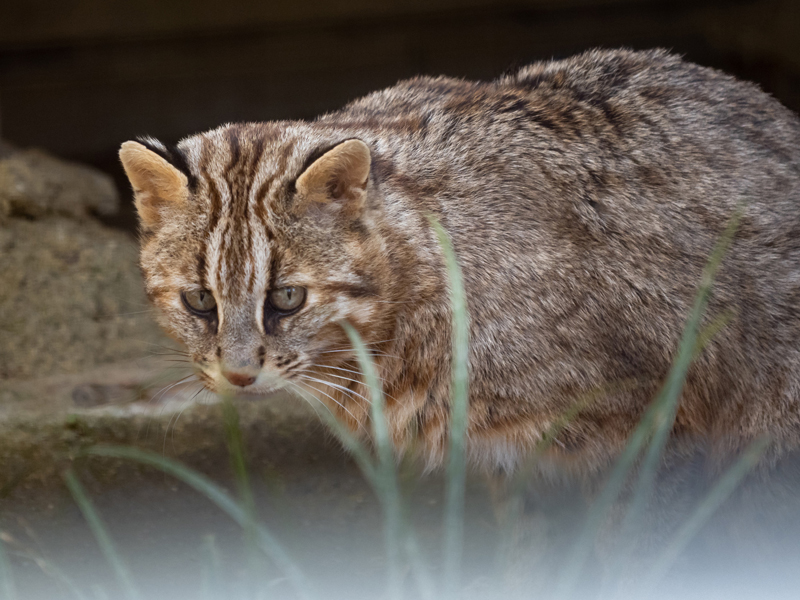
[182,289,217,314]
[267,286,306,313]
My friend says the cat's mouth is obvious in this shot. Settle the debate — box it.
[194,361,293,399]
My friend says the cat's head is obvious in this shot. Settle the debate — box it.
[119,124,400,397]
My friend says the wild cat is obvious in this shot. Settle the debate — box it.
[120,48,800,473]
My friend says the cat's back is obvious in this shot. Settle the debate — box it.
[497,47,800,192]
[335,48,800,167]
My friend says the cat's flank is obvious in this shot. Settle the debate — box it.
[120,49,800,472]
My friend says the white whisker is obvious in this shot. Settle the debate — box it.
[141,375,194,441]
[316,348,403,360]
[286,381,342,426]
[294,371,373,407]
[152,375,199,445]
[313,338,398,353]
[290,377,366,432]
[169,383,206,453]
[309,363,364,377]
[139,341,191,356]
[150,374,197,406]
[304,366,401,404]
[112,309,156,317]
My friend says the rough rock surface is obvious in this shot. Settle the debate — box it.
[0,148,119,221]
[0,217,167,380]
[0,143,168,383]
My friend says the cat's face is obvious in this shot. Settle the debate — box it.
[120,125,397,397]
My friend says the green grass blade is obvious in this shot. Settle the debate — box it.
[288,384,379,483]
[289,350,436,600]
[554,401,658,598]
[221,398,262,596]
[692,309,735,359]
[340,323,393,473]
[613,211,743,569]
[222,398,256,515]
[402,526,437,600]
[557,209,742,598]
[640,437,769,596]
[80,446,315,600]
[495,379,641,578]
[632,211,741,496]
[63,470,141,600]
[200,534,222,600]
[602,316,737,595]
[508,379,642,502]
[6,543,91,600]
[0,533,17,600]
[342,321,404,599]
[428,216,470,598]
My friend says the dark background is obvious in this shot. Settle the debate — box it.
[1,0,798,228]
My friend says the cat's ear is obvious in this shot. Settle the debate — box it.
[119,140,189,231]
[295,139,371,214]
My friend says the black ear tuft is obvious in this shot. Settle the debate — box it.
[136,136,197,191]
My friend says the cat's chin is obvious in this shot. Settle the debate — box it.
[221,384,288,400]
[235,388,280,399]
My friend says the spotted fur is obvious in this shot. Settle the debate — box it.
[121,49,800,472]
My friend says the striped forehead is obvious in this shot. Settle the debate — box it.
[188,128,289,304]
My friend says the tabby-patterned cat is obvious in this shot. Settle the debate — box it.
[120,48,800,472]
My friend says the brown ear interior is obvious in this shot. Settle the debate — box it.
[119,140,188,230]
[296,139,371,207]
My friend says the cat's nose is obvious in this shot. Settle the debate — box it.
[222,371,257,387]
